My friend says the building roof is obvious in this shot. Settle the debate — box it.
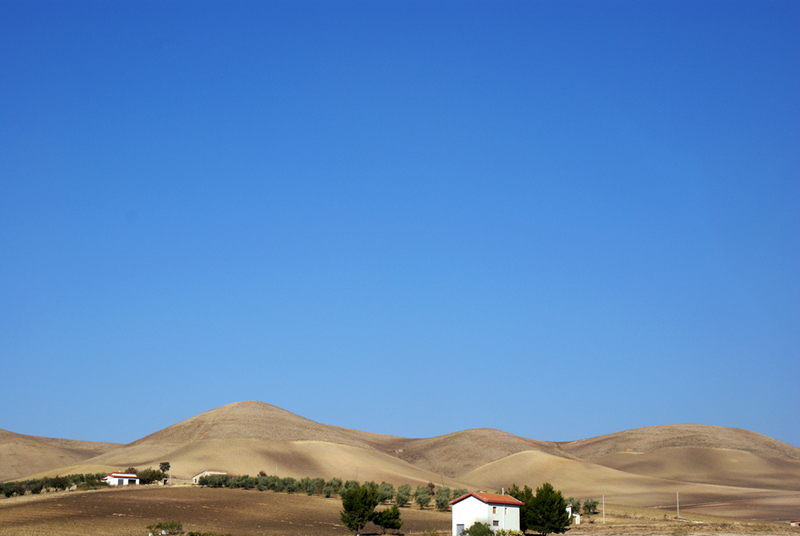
[192,470,229,478]
[102,473,139,479]
[450,492,524,506]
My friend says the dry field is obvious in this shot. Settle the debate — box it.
[0,486,798,536]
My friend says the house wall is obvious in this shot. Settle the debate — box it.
[452,497,520,536]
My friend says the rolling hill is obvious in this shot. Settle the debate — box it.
[0,428,120,482]
[3,401,799,520]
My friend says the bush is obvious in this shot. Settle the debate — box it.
[283,477,301,494]
[414,486,431,509]
[146,521,182,535]
[198,475,229,488]
[324,478,343,498]
[373,503,404,534]
[341,480,360,497]
[138,468,165,485]
[452,488,468,500]
[378,482,395,503]
[582,499,598,514]
[462,522,493,536]
[435,487,451,511]
[395,484,411,507]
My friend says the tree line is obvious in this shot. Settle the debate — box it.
[1,467,167,498]
[197,473,467,511]
[2,473,108,497]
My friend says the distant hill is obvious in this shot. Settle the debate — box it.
[4,401,800,519]
[0,428,120,482]
[558,424,800,491]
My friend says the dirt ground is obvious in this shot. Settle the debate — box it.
[0,486,797,536]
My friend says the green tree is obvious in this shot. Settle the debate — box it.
[342,480,360,497]
[582,499,598,515]
[378,482,395,503]
[452,488,468,501]
[137,468,165,484]
[461,522,493,536]
[160,462,171,474]
[414,486,431,509]
[529,482,570,536]
[509,484,535,532]
[340,484,379,535]
[395,484,411,507]
[435,486,451,511]
[373,503,404,534]
[324,478,343,498]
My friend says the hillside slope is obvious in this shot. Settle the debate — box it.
[0,428,120,482]
[6,402,800,517]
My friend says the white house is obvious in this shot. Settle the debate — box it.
[450,492,524,536]
[192,470,228,484]
[101,472,140,486]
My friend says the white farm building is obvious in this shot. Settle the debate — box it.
[101,472,140,486]
[450,492,524,536]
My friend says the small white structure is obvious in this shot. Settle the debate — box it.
[101,472,140,486]
[451,492,524,536]
[566,504,580,525]
[192,470,228,484]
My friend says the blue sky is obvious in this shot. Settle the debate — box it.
[2,1,798,449]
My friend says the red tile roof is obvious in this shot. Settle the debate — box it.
[450,492,524,506]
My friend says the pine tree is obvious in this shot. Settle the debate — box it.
[373,503,404,534]
[340,484,380,535]
[529,482,570,536]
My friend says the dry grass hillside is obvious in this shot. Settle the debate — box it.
[3,401,799,521]
[0,428,120,482]
[379,429,568,478]
[560,424,800,461]
[558,425,800,492]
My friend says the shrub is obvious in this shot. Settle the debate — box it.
[462,522,493,536]
[147,521,182,535]
[378,482,395,503]
[582,499,598,514]
[324,478,343,498]
[341,480,360,497]
[435,487,451,511]
[138,468,165,485]
[373,503,404,534]
[283,477,301,494]
[414,486,431,509]
[395,484,411,507]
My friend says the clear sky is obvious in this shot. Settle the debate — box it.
[2,1,798,449]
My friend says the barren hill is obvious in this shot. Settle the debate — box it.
[4,402,800,521]
[559,424,800,460]
[0,428,120,482]
[558,424,800,491]
[382,429,568,478]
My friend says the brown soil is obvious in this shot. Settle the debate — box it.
[1,486,797,536]
[0,485,451,536]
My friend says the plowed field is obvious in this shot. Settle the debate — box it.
[0,486,796,536]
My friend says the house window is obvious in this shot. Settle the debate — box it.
[117,479,123,485]
[505,508,507,515]
[492,507,497,514]
[493,520,499,527]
